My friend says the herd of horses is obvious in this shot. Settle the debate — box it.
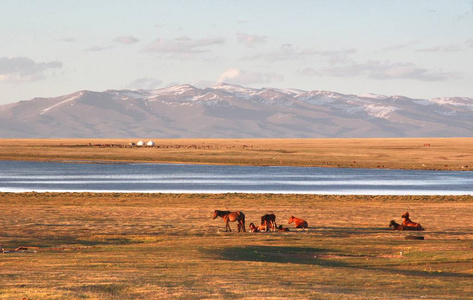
[212,210,308,233]
[213,210,424,232]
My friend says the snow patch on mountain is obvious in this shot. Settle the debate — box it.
[40,92,84,115]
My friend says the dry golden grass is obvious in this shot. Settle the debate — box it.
[0,137,473,170]
[1,193,473,299]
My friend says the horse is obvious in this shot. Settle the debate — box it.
[249,223,260,233]
[288,215,308,229]
[213,210,246,232]
[401,212,423,229]
[277,225,290,232]
[389,220,424,231]
[261,214,277,232]
[389,220,405,230]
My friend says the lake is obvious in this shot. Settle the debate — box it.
[0,160,472,195]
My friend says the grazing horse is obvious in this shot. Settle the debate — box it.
[401,212,423,229]
[261,214,277,232]
[213,210,246,232]
[288,215,308,229]
[389,220,424,231]
[249,223,260,233]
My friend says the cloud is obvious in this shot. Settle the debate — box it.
[244,43,355,63]
[379,41,420,52]
[236,33,267,47]
[114,36,139,45]
[218,68,283,85]
[58,38,76,43]
[466,39,473,47]
[127,78,162,90]
[417,45,462,52]
[144,37,225,53]
[0,56,62,82]
[300,61,462,82]
[85,45,114,51]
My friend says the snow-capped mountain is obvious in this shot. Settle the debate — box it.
[0,83,472,138]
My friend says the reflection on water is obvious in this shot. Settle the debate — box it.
[0,160,472,195]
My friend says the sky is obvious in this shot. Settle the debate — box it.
[0,0,472,105]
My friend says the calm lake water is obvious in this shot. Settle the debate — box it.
[0,160,472,195]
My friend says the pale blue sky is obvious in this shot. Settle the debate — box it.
[1,0,472,104]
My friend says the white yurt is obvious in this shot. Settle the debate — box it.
[136,140,145,147]
[147,140,155,147]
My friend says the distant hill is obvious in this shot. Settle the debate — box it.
[0,83,472,138]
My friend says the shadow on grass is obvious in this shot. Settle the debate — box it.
[63,283,126,297]
[215,245,346,267]
[214,245,473,279]
[2,235,139,248]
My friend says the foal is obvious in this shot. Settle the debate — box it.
[249,223,260,232]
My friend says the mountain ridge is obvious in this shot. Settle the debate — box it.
[0,83,472,138]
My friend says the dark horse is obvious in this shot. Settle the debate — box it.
[261,214,277,232]
[389,220,424,231]
[213,210,246,232]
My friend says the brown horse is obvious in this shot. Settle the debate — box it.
[277,225,290,232]
[249,223,260,232]
[389,220,424,231]
[213,210,246,232]
[288,215,308,229]
[261,214,277,232]
[389,220,405,230]
[401,212,423,229]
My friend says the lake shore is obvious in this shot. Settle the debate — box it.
[1,137,472,171]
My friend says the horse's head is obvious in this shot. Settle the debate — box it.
[389,220,396,227]
[401,212,410,219]
[288,215,294,224]
[212,210,218,219]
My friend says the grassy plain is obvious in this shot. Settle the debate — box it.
[1,193,473,299]
[1,138,473,298]
[0,137,472,170]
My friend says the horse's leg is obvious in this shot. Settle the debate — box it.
[227,220,231,232]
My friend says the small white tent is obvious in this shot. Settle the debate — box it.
[137,140,145,147]
[147,140,155,147]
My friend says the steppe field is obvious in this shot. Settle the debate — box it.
[0,137,472,170]
[1,138,473,299]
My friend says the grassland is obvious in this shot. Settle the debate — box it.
[1,138,472,298]
[1,193,473,299]
[0,137,472,170]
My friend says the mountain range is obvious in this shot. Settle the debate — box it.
[0,83,472,138]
